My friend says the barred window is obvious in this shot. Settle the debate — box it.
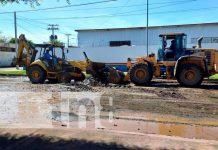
[212,37,218,43]
[191,37,218,44]
[110,41,131,47]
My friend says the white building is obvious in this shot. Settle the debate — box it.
[68,22,218,66]
[2,22,218,68]
[0,43,16,67]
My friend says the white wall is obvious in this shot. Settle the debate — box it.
[72,24,218,63]
[67,45,157,63]
[66,42,218,63]
[0,52,16,67]
[77,24,218,48]
[0,43,16,48]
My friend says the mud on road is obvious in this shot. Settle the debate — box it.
[0,76,218,149]
[0,76,217,119]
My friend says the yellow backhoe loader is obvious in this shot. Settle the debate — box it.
[127,33,218,87]
[16,34,85,84]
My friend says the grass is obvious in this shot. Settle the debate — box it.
[209,74,218,79]
[0,69,88,77]
[0,70,26,75]
[0,68,217,79]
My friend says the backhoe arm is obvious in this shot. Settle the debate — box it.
[17,34,38,67]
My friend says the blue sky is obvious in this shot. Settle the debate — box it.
[0,0,217,44]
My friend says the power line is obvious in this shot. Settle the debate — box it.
[17,16,50,25]
[48,24,59,43]
[148,0,196,10]
[0,0,118,14]
[98,0,131,28]
[16,0,197,21]
[17,18,76,44]
[14,0,196,13]
[16,9,153,20]
[17,17,77,37]
[17,23,35,35]
[43,3,147,13]
[150,6,218,15]
[17,18,49,31]
[14,0,196,33]
[17,4,218,21]
[0,0,199,15]
[148,0,197,5]
[17,23,46,42]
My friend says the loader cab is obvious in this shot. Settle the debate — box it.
[158,33,187,61]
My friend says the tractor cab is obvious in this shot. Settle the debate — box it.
[158,33,187,61]
[35,44,66,70]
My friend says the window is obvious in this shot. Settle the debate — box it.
[182,35,187,49]
[212,37,218,43]
[109,41,131,47]
[191,37,218,44]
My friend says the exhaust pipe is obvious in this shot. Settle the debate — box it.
[196,36,203,48]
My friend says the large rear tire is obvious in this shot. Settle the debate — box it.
[28,65,46,84]
[129,63,153,86]
[176,64,203,87]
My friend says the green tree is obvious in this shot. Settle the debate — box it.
[9,37,16,44]
[0,0,40,6]
[28,40,35,45]
[8,37,34,45]
[50,40,64,46]
[0,0,70,6]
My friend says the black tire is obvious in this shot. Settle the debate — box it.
[176,64,203,87]
[57,72,72,83]
[129,63,153,86]
[28,65,46,84]
[48,79,58,84]
[73,72,86,82]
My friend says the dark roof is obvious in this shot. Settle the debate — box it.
[159,33,186,37]
[35,44,64,49]
[75,22,218,32]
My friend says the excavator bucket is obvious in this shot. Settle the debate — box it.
[83,52,127,84]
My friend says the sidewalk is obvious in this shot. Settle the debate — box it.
[0,128,217,150]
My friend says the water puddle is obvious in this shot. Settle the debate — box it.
[0,92,53,128]
[0,91,218,141]
[94,119,218,141]
[49,111,218,141]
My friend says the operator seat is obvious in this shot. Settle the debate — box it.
[165,40,176,60]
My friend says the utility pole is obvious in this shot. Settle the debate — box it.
[14,12,18,54]
[65,34,72,48]
[146,0,149,56]
[47,24,59,44]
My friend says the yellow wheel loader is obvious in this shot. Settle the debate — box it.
[127,33,218,87]
[17,34,86,84]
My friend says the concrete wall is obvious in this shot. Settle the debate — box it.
[0,51,16,67]
[0,43,16,49]
[67,46,148,62]
[77,24,218,48]
[67,42,218,63]
[73,24,218,63]
[0,43,16,67]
